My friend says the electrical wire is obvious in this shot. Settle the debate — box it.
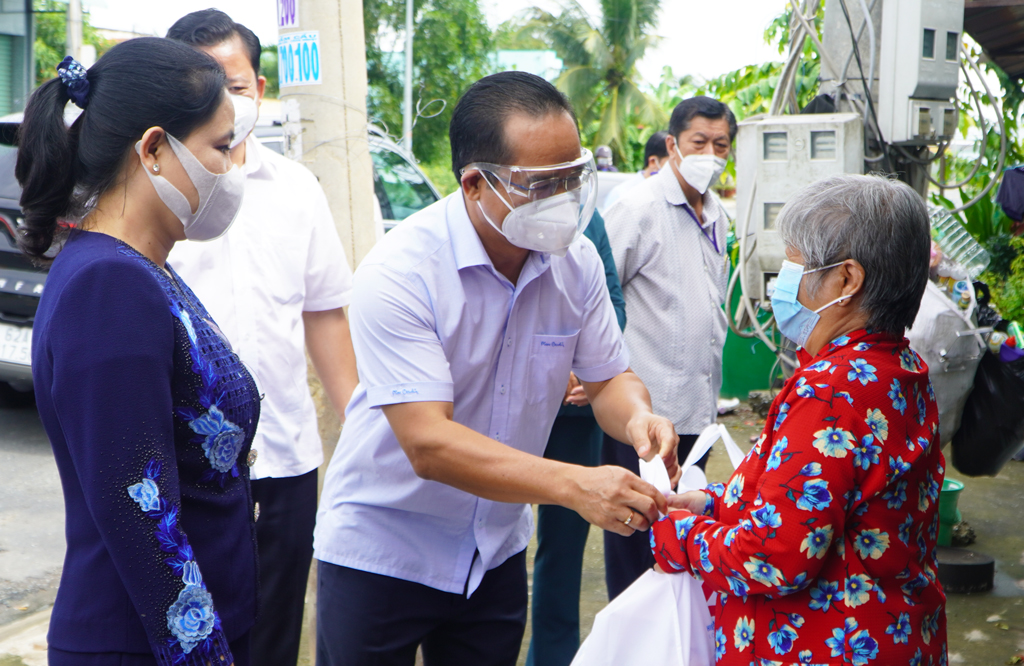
[940,43,1006,216]
[732,0,1002,372]
[923,52,994,191]
[856,0,876,130]
[836,0,895,173]
[836,0,879,91]
[769,0,815,116]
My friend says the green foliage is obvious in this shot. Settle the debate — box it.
[33,0,114,85]
[933,44,1024,241]
[676,2,823,121]
[985,233,1018,280]
[763,3,823,57]
[260,45,279,99]
[982,237,1024,323]
[418,158,459,196]
[930,47,1024,323]
[363,0,493,166]
[499,0,667,168]
[933,187,1014,247]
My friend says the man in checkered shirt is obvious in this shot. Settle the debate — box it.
[601,96,736,600]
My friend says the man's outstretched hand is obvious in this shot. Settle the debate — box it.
[566,464,669,536]
[625,412,680,483]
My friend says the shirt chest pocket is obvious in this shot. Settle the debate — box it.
[262,231,307,306]
[526,332,579,406]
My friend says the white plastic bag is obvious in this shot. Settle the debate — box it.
[678,423,746,493]
[570,569,715,666]
[571,425,745,666]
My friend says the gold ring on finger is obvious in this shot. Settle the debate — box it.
[623,511,634,527]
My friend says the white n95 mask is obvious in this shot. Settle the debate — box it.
[477,177,583,257]
[230,94,259,149]
[675,148,727,194]
[136,133,245,242]
[463,148,598,257]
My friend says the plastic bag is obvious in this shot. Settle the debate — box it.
[676,423,746,493]
[907,281,985,445]
[571,425,744,666]
[951,351,1024,476]
[569,569,715,666]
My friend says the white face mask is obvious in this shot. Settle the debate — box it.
[675,147,727,194]
[230,94,259,149]
[477,176,586,257]
[136,133,245,242]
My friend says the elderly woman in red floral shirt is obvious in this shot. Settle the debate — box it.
[652,174,946,666]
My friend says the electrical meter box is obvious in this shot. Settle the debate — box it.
[877,0,964,144]
[738,113,864,303]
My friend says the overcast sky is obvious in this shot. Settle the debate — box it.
[83,0,787,84]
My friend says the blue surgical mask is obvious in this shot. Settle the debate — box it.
[770,260,851,347]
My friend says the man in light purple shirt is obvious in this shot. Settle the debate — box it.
[313,72,679,665]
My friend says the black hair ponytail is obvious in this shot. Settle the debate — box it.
[14,37,227,263]
[14,77,78,261]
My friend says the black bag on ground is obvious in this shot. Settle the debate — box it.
[951,351,1024,476]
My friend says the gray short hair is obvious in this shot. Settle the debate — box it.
[775,174,931,336]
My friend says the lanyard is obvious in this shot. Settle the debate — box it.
[700,221,720,254]
[683,203,720,254]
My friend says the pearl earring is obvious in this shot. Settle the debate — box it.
[152,164,160,173]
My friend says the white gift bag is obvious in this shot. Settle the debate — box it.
[569,569,715,666]
[571,424,744,666]
[677,423,746,493]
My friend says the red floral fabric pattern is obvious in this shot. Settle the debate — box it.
[651,330,947,666]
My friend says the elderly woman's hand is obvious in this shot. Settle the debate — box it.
[666,490,707,515]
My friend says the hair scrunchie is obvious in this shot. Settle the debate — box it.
[56,56,90,109]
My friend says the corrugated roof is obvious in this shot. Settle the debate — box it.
[965,0,1024,79]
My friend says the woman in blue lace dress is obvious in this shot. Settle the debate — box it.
[17,38,260,666]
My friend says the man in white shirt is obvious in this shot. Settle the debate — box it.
[602,130,670,211]
[166,11,359,666]
[602,96,736,600]
[314,71,678,666]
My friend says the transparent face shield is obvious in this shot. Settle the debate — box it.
[461,148,598,254]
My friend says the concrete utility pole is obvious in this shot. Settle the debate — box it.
[278,0,376,268]
[276,0,375,659]
[66,0,82,61]
[402,0,414,154]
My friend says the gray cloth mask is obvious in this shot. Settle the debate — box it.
[136,134,245,242]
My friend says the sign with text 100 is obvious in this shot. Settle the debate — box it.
[278,31,321,88]
[277,0,299,29]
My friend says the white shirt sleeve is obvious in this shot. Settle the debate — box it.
[303,180,354,312]
[349,263,454,407]
[571,239,630,383]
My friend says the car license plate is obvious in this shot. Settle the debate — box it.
[0,322,31,366]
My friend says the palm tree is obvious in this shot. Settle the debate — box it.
[508,0,667,163]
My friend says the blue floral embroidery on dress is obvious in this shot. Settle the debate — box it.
[188,405,246,473]
[128,476,161,513]
[178,308,198,346]
[127,458,222,658]
[170,303,246,486]
[117,244,253,488]
[167,584,216,654]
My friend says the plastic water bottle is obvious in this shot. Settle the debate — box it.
[929,207,990,279]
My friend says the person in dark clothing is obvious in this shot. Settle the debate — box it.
[18,37,260,666]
